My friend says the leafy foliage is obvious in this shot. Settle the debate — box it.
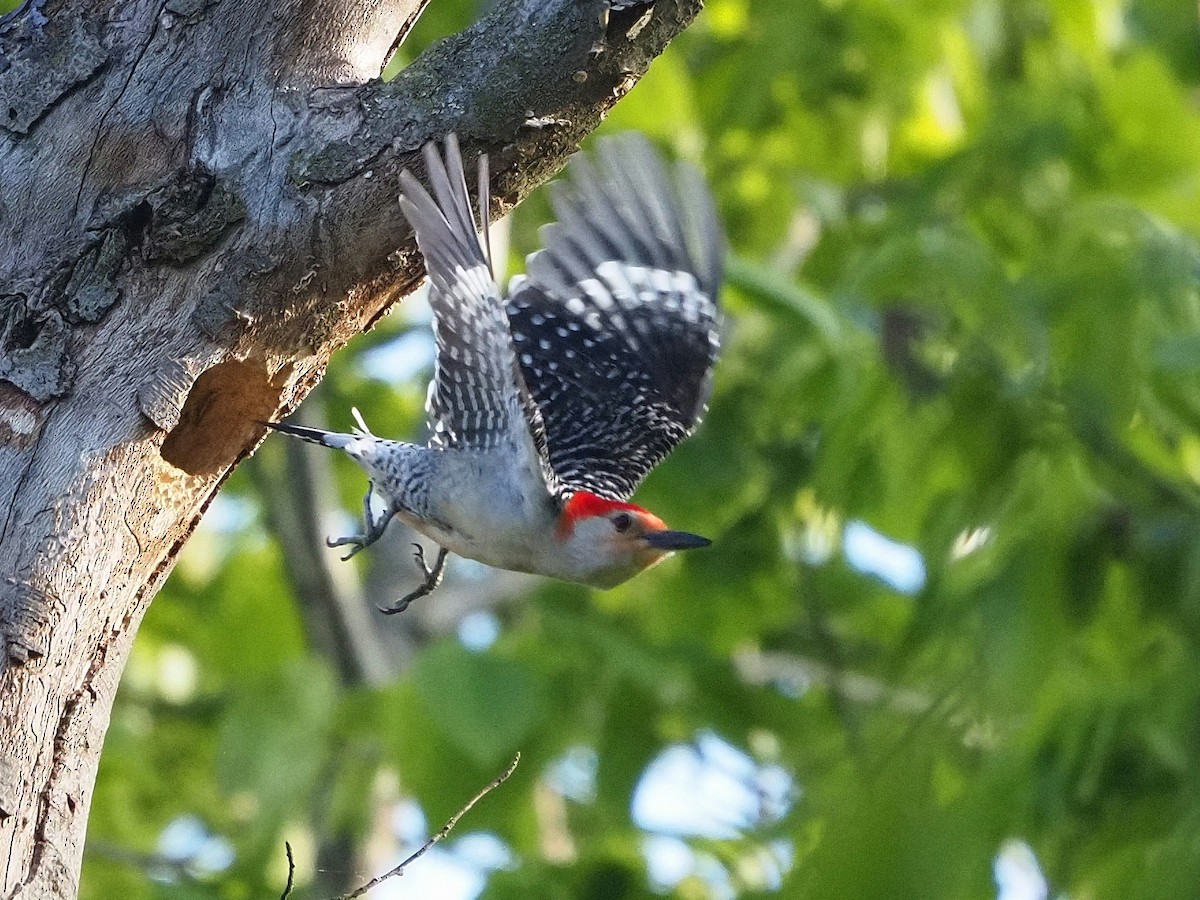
[82,0,1200,898]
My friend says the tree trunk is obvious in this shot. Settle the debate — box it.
[0,0,702,894]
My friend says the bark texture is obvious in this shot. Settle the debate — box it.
[0,0,702,895]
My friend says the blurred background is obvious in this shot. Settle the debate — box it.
[29,0,1200,896]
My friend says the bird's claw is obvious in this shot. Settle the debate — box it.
[377,590,418,616]
[328,491,394,561]
[326,534,367,560]
[378,545,449,615]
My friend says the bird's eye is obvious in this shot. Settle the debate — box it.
[612,512,633,533]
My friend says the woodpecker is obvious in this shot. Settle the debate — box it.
[267,133,723,613]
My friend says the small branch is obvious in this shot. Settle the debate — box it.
[280,753,521,900]
[339,753,520,900]
[281,841,296,900]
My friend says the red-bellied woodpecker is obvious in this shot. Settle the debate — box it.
[266,133,723,613]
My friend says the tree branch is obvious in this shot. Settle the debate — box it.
[270,0,430,86]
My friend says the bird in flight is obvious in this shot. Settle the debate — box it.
[266,133,724,613]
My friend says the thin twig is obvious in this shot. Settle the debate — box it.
[337,753,521,900]
[281,841,296,900]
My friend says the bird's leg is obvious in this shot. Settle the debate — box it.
[379,544,449,615]
[326,486,393,561]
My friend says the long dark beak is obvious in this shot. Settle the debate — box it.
[644,530,712,551]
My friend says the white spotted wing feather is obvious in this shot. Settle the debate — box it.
[507,134,724,502]
[399,137,546,458]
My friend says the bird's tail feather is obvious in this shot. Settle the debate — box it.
[261,420,357,450]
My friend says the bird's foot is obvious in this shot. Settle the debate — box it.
[379,544,449,615]
[328,489,392,560]
[326,533,370,561]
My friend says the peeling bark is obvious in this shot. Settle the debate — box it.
[0,0,702,895]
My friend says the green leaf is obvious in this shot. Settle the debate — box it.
[413,641,546,768]
[216,659,338,817]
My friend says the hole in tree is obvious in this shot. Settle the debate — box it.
[160,359,287,476]
[123,200,153,247]
[6,315,40,350]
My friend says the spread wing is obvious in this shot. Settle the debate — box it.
[506,133,724,501]
[399,137,547,460]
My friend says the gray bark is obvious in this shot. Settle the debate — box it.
[0,0,702,895]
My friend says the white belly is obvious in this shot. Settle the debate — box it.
[400,452,556,573]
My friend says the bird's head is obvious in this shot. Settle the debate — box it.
[556,491,711,589]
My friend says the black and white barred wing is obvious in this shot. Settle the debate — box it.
[400,137,544,456]
[507,134,724,502]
